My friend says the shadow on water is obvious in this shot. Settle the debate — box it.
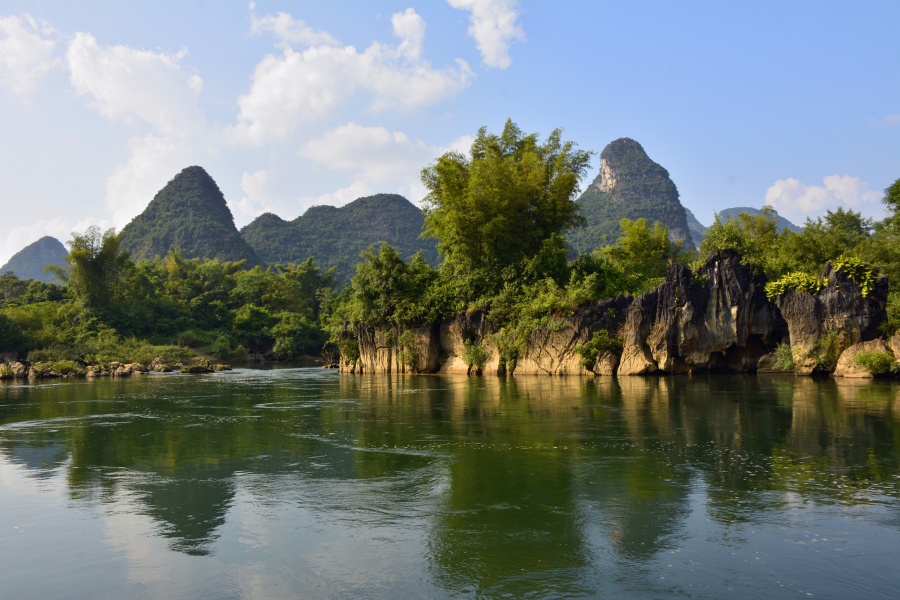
[1,370,898,598]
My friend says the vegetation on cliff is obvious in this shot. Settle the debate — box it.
[119,166,261,266]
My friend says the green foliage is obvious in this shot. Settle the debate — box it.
[240,194,439,283]
[119,166,261,265]
[882,292,900,337]
[0,312,26,351]
[421,119,592,303]
[51,226,133,308]
[601,217,693,291]
[461,339,491,373]
[808,331,851,373]
[397,330,420,370]
[339,338,360,362]
[568,138,695,254]
[773,342,795,370]
[573,329,623,368]
[852,350,898,375]
[765,272,825,301]
[832,255,877,298]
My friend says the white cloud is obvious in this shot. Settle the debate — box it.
[228,8,472,145]
[66,32,205,137]
[301,122,472,183]
[298,180,373,212]
[230,169,274,218]
[447,0,525,69]
[765,174,884,222]
[249,4,339,48]
[0,13,57,93]
[298,122,473,208]
[66,34,208,227]
[870,113,900,127]
[104,135,194,227]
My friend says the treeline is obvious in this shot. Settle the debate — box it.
[1,120,898,369]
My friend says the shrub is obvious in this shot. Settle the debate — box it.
[765,272,825,301]
[832,255,877,298]
[462,339,490,373]
[574,329,623,368]
[772,342,794,370]
[396,330,420,370]
[339,338,360,362]
[809,331,851,373]
[852,350,898,374]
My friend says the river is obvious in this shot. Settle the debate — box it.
[1,368,898,599]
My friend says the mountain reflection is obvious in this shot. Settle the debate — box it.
[1,371,898,596]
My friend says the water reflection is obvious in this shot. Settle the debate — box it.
[1,371,899,599]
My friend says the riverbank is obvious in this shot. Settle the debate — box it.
[338,251,899,379]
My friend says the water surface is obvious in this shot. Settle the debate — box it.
[1,369,898,599]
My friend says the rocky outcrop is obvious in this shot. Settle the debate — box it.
[834,339,891,378]
[337,251,890,379]
[777,262,888,375]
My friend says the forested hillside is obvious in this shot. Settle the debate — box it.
[241,193,438,281]
[119,166,261,266]
[0,236,67,283]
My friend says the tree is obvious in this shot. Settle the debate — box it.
[604,218,692,290]
[420,119,592,300]
[49,227,133,308]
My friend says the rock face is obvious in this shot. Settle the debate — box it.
[834,339,891,378]
[568,138,696,254]
[338,250,891,379]
[776,262,888,375]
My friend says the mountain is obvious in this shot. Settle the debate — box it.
[717,206,802,233]
[119,166,260,266]
[241,193,438,281]
[0,236,68,282]
[684,207,709,245]
[567,138,695,253]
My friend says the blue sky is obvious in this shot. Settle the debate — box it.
[0,0,897,264]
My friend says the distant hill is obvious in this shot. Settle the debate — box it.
[568,138,695,253]
[0,236,67,283]
[684,207,709,245]
[119,166,261,266]
[717,206,802,233]
[241,193,438,282]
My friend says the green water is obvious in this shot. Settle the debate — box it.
[1,369,898,599]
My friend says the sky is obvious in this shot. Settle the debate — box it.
[0,0,897,265]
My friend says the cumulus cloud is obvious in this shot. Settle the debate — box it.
[249,2,339,48]
[297,180,373,213]
[66,34,208,226]
[0,13,57,93]
[447,0,525,69]
[298,122,473,206]
[228,7,472,145]
[230,170,275,218]
[66,32,205,137]
[765,174,884,222]
[104,135,194,227]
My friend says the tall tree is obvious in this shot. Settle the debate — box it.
[49,226,133,307]
[420,120,592,297]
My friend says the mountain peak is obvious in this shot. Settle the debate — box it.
[0,236,68,283]
[119,166,260,265]
[569,138,695,252]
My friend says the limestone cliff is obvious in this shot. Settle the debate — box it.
[338,251,890,379]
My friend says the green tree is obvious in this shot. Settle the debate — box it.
[420,119,592,301]
[603,218,692,290]
[49,226,133,307]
